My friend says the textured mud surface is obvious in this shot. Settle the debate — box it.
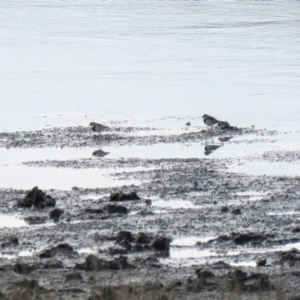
[0,123,300,299]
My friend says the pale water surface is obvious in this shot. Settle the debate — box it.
[1,0,300,131]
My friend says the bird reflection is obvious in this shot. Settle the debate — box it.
[92,149,109,157]
[204,143,224,156]
[218,136,233,142]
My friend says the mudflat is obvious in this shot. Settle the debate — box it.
[0,122,300,299]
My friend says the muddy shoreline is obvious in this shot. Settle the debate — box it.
[0,124,300,299]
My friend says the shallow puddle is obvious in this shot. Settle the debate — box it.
[163,240,300,268]
[171,236,216,246]
[152,199,198,209]
[0,215,28,228]
[0,165,142,190]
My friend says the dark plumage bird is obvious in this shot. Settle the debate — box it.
[203,114,231,130]
[202,114,219,129]
[92,149,109,157]
[89,122,109,136]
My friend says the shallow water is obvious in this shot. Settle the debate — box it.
[1,0,300,132]
[163,239,300,267]
[0,165,142,190]
[0,215,28,228]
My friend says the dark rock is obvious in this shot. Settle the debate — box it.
[39,243,74,258]
[116,231,133,244]
[13,263,36,275]
[136,232,150,244]
[165,280,182,292]
[256,258,267,267]
[24,216,47,225]
[108,246,129,255]
[1,235,19,248]
[186,122,191,126]
[292,227,300,233]
[18,187,56,209]
[49,208,64,222]
[221,206,229,213]
[195,268,215,281]
[13,278,40,290]
[66,272,83,281]
[244,273,273,291]
[152,236,171,252]
[145,199,152,206]
[280,248,300,267]
[230,232,268,245]
[231,208,242,215]
[103,205,128,214]
[75,255,135,271]
[43,260,63,269]
[85,208,104,214]
[109,191,140,202]
[118,240,132,251]
[227,269,247,291]
[144,280,164,292]
[75,255,106,271]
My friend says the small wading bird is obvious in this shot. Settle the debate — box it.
[89,122,109,137]
[92,149,109,157]
[202,114,219,129]
[202,114,230,130]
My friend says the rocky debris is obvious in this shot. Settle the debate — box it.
[145,199,152,206]
[49,208,64,222]
[256,258,267,267]
[1,235,18,248]
[280,248,300,267]
[18,187,56,209]
[195,268,215,283]
[230,232,273,245]
[144,280,164,292]
[103,204,128,214]
[85,208,104,214]
[13,263,36,275]
[65,272,83,281]
[231,208,242,215]
[109,191,140,202]
[292,227,300,233]
[39,243,74,258]
[221,206,229,213]
[136,232,150,244]
[43,260,64,269]
[74,255,135,271]
[116,231,134,244]
[12,278,40,290]
[24,216,47,225]
[227,269,273,291]
[133,256,161,269]
[152,236,171,252]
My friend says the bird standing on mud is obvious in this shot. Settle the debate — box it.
[89,122,109,136]
[202,114,230,130]
[202,114,219,129]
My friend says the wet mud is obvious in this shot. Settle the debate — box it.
[0,123,300,299]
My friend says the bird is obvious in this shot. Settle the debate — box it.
[92,149,109,157]
[89,122,109,136]
[202,114,219,129]
[218,121,231,129]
